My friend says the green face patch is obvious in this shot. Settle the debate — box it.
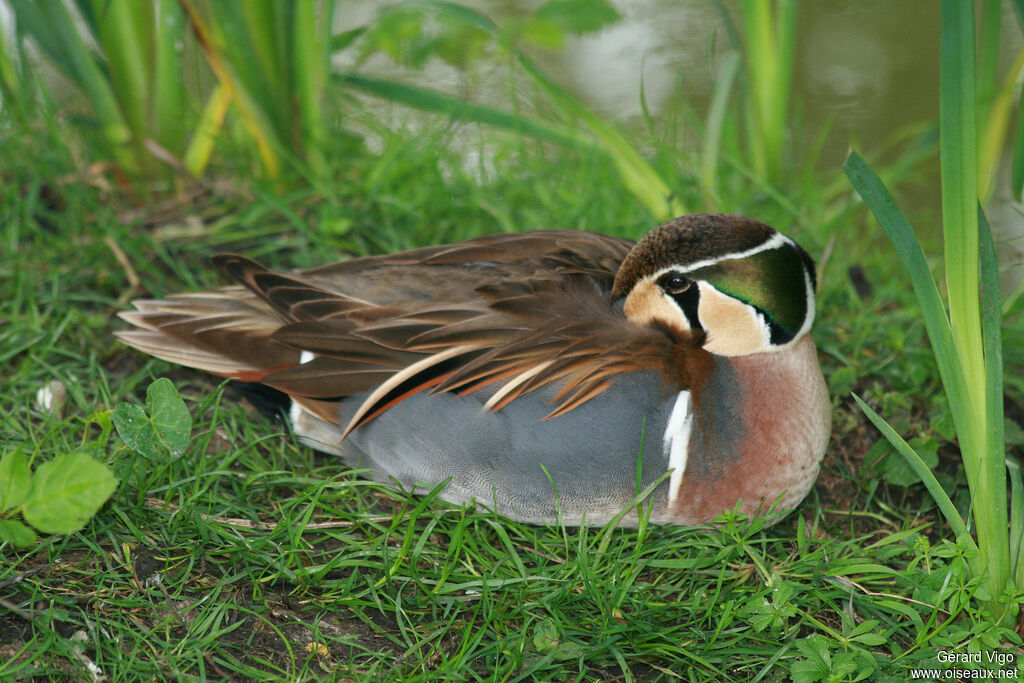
[687,243,810,337]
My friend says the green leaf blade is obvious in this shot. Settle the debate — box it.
[843,151,969,434]
[853,394,977,559]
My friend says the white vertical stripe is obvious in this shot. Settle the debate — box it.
[289,398,304,427]
[664,390,693,506]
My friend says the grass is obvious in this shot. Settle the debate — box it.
[2,35,1024,683]
[2,114,1023,680]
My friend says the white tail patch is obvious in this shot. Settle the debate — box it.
[663,390,693,506]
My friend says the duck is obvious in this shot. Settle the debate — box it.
[116,213,831,526]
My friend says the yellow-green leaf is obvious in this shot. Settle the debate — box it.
[22,452,118,535]
[0,519,37,548]
[0,449,31,512]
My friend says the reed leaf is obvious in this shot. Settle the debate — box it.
[845,0,1015,624]
[853,395,978,562]
[1009,457,1024,587]
[740,0,795,182]
[701,51,741,206]
[183,84,232,178]
[6,0,192,175]
[844,152,969,423]
[940,0,1009,616]
[340,74,592,151]
[181,0,336,181]
[8,0,133,164]
[1012,86,1024,201]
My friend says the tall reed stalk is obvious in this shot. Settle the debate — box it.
[740,0,795,184]
[180,0,336,181]
[845,0,1018,626]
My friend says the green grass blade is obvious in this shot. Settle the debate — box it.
[90,0,150,148]
[595,470,672,555]
[853,395,978,560]
[844,152,969,424]
[1012,85,1024,200]
[701,51,741,206]
[183,83,232,178]
[940,0,984,420]
[1009,457,1024,587]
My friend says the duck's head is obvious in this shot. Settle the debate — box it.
[612,214,817,356]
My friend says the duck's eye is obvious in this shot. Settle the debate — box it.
[660,274,690,294]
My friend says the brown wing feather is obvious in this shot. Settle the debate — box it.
[118,230,695,434]
[115,289,298,380]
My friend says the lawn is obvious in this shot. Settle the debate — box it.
[2,1,1024,681]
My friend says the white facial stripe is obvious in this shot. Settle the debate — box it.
[797,268,815,339]
[645,232,793,281]
[664,390,693,506]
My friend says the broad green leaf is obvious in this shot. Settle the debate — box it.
[0,519,37,548]
[791,635,831,683]
[850,632,888,646]
[533,620,558,651]
[146,378,191,457]
[22,451,118,535]
[518,16,565,50]
[112,378,191,460]
[552,641,586,660]
[0,449,31,512]
[534,0,621,36]
[112,403,160,460]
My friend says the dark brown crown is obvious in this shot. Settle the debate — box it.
[611,214,782,299]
